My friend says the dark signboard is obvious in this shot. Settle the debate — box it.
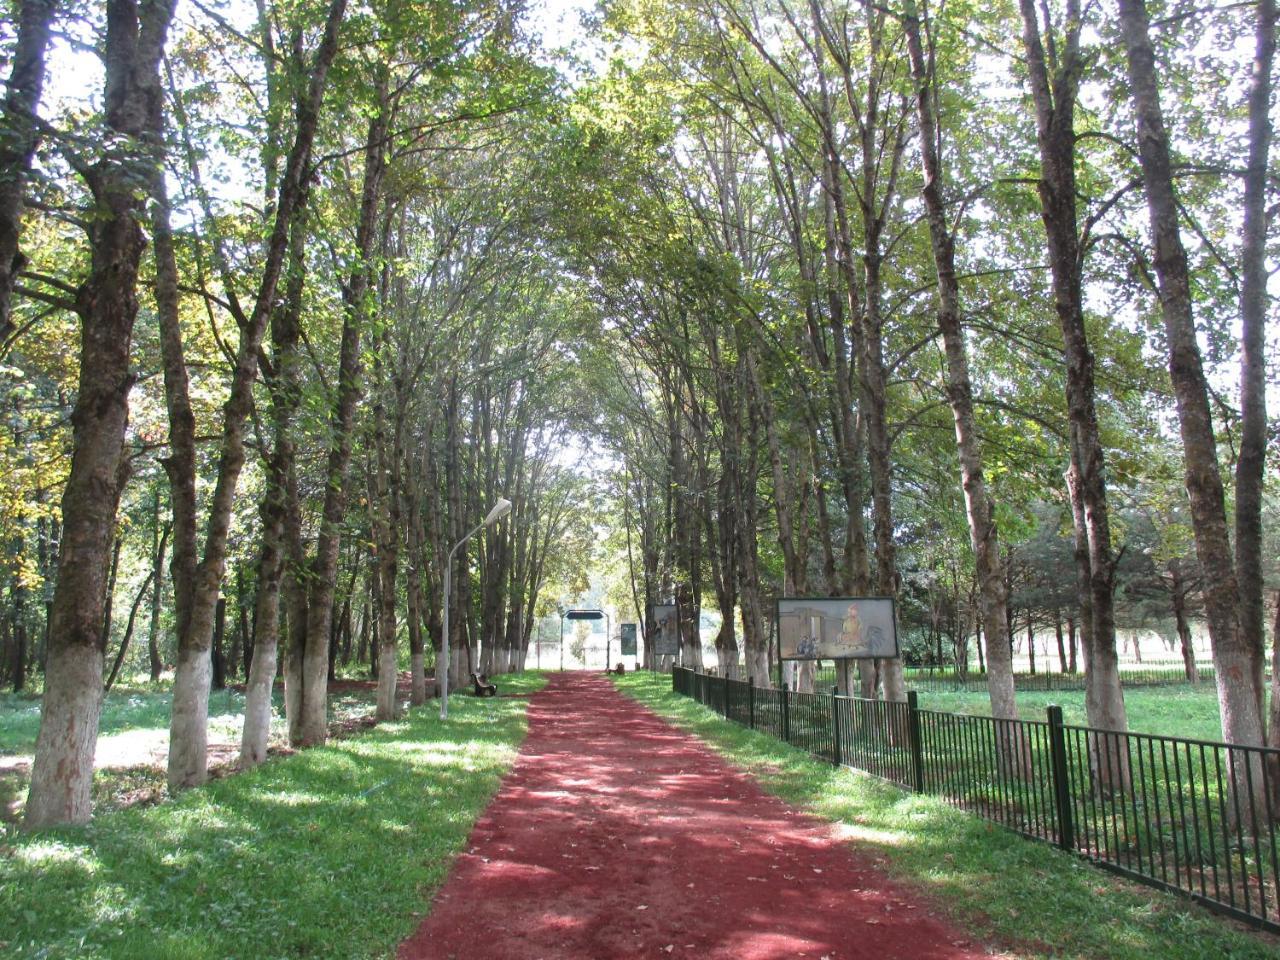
[620,622,637,656]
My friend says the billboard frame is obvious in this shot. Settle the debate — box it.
[774,596,899,661]
[652,603,680,657]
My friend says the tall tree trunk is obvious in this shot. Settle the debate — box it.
[371,347,400,723]
[1266,592,1280,806]
[1116,0,1265,755]
[260,172,310,759]
[0,0,57,338]
[165,0,348,789]
[748,346,810,690]
[1235,0,1275,734]
[734,353,770,686]
[293,77,388,746]
[1018,0,1127,746]
[404,459,428,705]
[240,456,285,769]
[24,0,177,830]
[8,564,27,692]
[1171,570,1198,685]
[901,1,1017,726]
[147,510,169,683]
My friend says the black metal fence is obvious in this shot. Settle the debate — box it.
[672,666,1280,933]
[813,663,1216,693]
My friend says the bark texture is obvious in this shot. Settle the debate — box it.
[1018,0,1128,756]
[1234,0,1275,724]
[292,84,388,745]
[166,0,349,790]
[0,0,57,338]
[902,0,1016,723]
[24,0,177,830]
[1116,0,1265,752]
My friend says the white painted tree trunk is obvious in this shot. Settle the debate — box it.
[240,631,277,768]
[168,644,212,786]
[24,645,103,827]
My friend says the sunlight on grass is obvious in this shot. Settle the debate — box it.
[12,839,99,874]
[916,685,1242,743]
[0,672,549,960]
[615,672,1279,960]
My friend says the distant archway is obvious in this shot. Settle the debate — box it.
[558,609,611,670]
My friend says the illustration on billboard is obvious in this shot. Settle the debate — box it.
[776,597,898,660]
[653,604,680,656]
[620,622,637,656]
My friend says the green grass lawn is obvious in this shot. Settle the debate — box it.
[0,672,547,959]
[616,671,1279,960]
[0,685,379,757]
[914,684,1235,743]
[1,683,386,825]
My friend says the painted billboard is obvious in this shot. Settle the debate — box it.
[776,597,898,660]
[620,622,637,656]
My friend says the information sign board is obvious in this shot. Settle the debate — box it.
[776,597,898,660]
[653,604,680,656]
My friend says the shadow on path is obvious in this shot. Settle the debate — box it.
[398,672,995,960]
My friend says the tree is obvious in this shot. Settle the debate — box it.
[24,0,178,830]
[900,0,1017,724]
[0,0,57,339]
[1115,0,1267,758]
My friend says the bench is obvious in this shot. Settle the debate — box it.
[471,672,497,697]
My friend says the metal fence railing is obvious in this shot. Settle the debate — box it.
[671,666,1280,933]
[812,663,1218,693]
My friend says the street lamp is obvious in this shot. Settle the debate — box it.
[440,497,512,720]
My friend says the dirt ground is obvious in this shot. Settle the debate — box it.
[398,672,996,960]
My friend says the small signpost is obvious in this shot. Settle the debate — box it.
[620,622,637,657]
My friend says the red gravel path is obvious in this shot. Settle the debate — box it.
[398,673,993,960]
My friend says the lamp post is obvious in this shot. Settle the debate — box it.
[440,497,512,720]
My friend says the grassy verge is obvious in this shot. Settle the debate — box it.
[0,686,379,756]
[1,685,383,825]
[0,672,547,959]
[912,684,1236,743]
[615,671,1277,960]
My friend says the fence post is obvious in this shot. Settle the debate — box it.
[831,687,842,767]
[907,690,925,793]
[748,676,755,730]
[781,683,791,744]
[1046,704,1075,851]
[723,673,730,717]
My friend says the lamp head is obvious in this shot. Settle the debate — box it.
[483,497,513,526]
